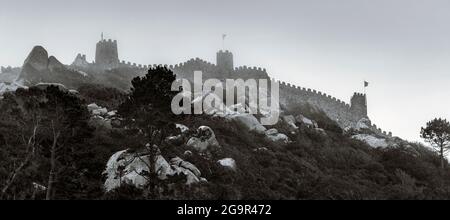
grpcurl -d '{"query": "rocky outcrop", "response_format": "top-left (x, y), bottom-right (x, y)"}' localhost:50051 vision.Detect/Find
top-left (186, 126), bottom-right (221, 153)
top-left (352, 134), bottom-right (389, 148)
top-left (103, 149), bottom-right (205, 192)
top-left (0, 66), bottom-right (21, 83)
top-left (176, 124), bottom-right (189, 133)
top-left (229, 114), bottom-right (267, 134)
top-left (0, 81), bottom-right (27, 95)
top-left (71, 54), bottom-right (90, 68)
top-left (283, 115), bottom-right (298, 130)
top-left (23, 46), bottom-right (49, 72)
top-left (19, 46), bottom-right (91, 88)
top-left (88, 103), bottom-right (108, 115)
top-left (87, 103), bottom-right (119, 129)
top-left (103, 150), bottom-right (149, 191)
top-left (295, 114), bottom-right (318, 128)
top-left (170, 157), bottom-right (202, 177)
top-left (265, 128), bottom-right (290, 144)
top-left (47, 56), bottom-right (65, 72)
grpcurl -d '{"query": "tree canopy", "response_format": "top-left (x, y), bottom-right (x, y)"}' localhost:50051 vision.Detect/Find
top-left (421, 118), bottom-right (450, 169)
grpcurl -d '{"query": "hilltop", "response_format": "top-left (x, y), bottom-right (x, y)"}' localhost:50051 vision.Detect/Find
top-left (3, 39), bottom-right (374, 131)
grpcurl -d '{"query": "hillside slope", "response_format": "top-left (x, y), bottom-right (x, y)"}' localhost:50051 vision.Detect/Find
top-left (101, 102), bottom-right (450, 200)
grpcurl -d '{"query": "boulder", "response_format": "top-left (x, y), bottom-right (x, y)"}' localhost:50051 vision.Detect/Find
top-left (92, 107), bottom-right (108, 116)
top-left (103, 149), bottom-right (205, 192)
top-left (218, 158), bottom-right (237, 170)
top-left (90, 115), bottom-right (112, 129)
top-left (295, 114), bottom-right (318, 128)
top-left (107, 110), bottom-right (117, 117)
top-left (165, 134), bottom-right (184, 145)
top-left (87, 103), bottom-right (109, 116)
top-left (265, 128), bottom-right (290, 144)
top-left (170, 157), bottom-right (201, 177)
top-left (176, 123), bottom-right (189, 133)
top-left (228, 114), bottom-right (267, 134)
top-left (186, 126), bottom-right (221, 152)
top-left (87, 103), bottom-right (100, 112)
top-left (352, 134), bottom-right (388, 148)
top-left (283, 115), bottom-right (298, 130)
top-left (104, 150), bottom-right (148, 191)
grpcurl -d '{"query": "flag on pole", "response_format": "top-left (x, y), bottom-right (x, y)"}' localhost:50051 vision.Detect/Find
top-left (222, 34), bottom-right (227, 49)
top-left (364, 81), bottom-right (369, 87)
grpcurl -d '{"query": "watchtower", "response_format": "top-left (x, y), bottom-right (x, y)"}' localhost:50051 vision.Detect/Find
top-left (95, 37), bottom-right (119, 67)
top-left (216, 50), bottom-right (234, 73)
top-left (350, 92), bottom-right (368, 119)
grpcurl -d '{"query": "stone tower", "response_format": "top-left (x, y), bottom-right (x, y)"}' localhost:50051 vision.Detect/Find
top-left (350, 92), bottom-right (368, 120)
top-left (216, 50), bottom-right (234, 73)
top-left (95, 39), bottom-right (119, 68)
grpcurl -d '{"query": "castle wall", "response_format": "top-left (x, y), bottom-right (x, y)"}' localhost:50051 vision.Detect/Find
top-left (275, 79), bottom-right (392, 137)
top-left (233, 66), bottom-right (269, 80)
top-left (72, 39), bottom-right (392, 137)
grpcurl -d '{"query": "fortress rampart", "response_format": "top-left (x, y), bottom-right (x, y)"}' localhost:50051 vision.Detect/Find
top-left (273, 78), bottom-right (392, 137)
top-left (71, 38), bottom-right (392, 137)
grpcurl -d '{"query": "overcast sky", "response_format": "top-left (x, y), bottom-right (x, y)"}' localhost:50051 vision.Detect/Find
top-left (1, 0), bottom-right (449, 142)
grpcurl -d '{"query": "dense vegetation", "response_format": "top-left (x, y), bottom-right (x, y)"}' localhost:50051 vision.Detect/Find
top-left (1, 67), bottom-right (450, 200)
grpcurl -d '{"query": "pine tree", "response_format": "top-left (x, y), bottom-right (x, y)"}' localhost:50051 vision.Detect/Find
top-left (421, 118), bottom-right (450, 169)
top-left (118, 66), bottom-right (179, 148)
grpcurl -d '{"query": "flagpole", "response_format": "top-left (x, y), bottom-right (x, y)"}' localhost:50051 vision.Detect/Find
top-left (222, 34), bottom-right (225, 50)
top-left (364, 81), bottom-right (366, 95)
top-left (363, 80), bottom-right (367, 95)
top-left (222, 34), bottom-right (227, 50)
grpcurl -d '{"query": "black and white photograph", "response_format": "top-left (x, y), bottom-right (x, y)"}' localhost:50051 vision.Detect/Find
top-left (1, 0), bottom-right (450, 208)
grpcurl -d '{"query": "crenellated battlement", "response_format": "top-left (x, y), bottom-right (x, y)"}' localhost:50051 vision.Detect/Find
top-left (368, 123), bottom-right (393, 137)
top-left (69, 38), bottom-right (392, 138)
top-left (97, 39), bottom-right (117, 45)
top-left (272, 78), bottom-right (392, 137)
top-left (95, 38), bottom-right (119, 68)
top-left (217, 50), bottom-right (232, 53)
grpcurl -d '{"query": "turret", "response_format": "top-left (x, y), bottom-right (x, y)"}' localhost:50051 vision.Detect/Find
top-left (350, 92), bottom-right (368, 120)
top-left (216, 50), bottom-right (234, 73)
top-left (95, 39), bottom-right (119, 68)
